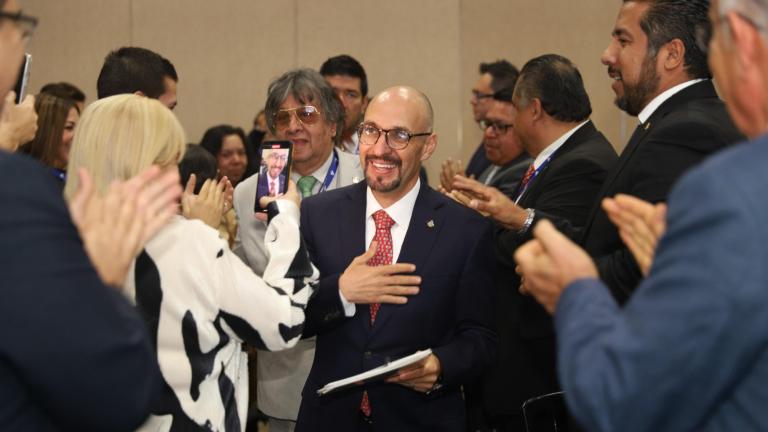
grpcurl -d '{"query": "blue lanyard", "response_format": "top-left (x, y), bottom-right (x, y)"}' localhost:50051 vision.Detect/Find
top-left (514, 156), bottom-right (552, 203)
top-left (51, 167), bottom-right (66, 182)
top-left (317, 149), bottom-right (340, 194)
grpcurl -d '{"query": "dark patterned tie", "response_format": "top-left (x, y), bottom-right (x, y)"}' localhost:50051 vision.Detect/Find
top-left (518, 164), bottom-right (536, 190)
top-left (514, 164), bottom-right (536, 200)
top-left (360, 209), bottom-right (395, 417)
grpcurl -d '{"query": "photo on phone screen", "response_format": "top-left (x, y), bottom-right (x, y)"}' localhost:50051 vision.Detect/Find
top-left (254, 140), bottom-right (293, 212)
top-left (13, 53), bottom-right (32, 104)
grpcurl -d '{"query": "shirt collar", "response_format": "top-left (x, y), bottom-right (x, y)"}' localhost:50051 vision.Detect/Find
top-left (291, 148), bottom-right (334, 183)
top-left (365, 178), bottom-right (421, 228)
top-left (533, 120), bottom-right (590, 169)
top-left (637, 79), bottom-right (706, 124)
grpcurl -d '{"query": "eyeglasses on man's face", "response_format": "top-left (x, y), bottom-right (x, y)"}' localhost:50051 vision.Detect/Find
top-left (273, 105), bottom-right (322, 130)
top-left (479, 119), bottom-right (513, 135)
top-left (358, 122), bottom-right (431, 150)
top-left (471, 89), bottom-right (495, 100)
top-left (0, 10), bottom-right (38, 43)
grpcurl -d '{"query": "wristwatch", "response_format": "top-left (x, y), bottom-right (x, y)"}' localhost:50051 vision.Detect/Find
top-left (519, 208), bottom-right (536, 234)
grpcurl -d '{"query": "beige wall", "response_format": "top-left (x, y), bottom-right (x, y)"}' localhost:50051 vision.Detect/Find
top-left (24, 0), bottom-right (631, 184)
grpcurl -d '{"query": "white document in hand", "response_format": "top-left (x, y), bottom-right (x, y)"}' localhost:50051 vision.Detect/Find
top-left (316, 349), bottom-right (432, 396)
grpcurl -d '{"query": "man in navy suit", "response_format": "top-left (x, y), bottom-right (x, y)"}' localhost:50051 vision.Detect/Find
top-left (256, 148), bottom-right (288, 199)
top-left (515, 0), bottom-right (768, 429)
top-left (296, 86), bottom-right (497, 431)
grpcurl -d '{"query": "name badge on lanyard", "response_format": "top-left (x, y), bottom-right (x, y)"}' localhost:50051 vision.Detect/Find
top-left (317, 149), bottom-right (340, 194)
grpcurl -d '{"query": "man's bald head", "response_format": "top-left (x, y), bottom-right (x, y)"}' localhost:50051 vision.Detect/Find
top-left (360, 85), bottom-right (437, 206)
top-left (369, 86), bottom-right (434, 132)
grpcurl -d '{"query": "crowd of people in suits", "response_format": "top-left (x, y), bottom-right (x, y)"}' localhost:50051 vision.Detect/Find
top-left (3, 0), bottom-right (768, 430)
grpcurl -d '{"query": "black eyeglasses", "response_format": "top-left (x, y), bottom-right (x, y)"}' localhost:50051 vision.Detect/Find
top-left (471, 90), bottom-right (494, 100)
top-left (358, 122), bottom-right (431, 150)
top-left (0, 11), bottom-right (38, 42)
top-left (479, 119), bottom-right (513, 135)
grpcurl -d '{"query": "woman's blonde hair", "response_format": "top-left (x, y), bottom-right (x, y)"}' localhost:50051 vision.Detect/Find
top-left (64, 94), bottom-right (186, 199)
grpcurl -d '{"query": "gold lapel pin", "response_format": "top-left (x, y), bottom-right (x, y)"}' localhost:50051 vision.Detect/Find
top-left (427, 220), bottom-right (435, 228)
top-left (644, 122), bottom-right (651, 130)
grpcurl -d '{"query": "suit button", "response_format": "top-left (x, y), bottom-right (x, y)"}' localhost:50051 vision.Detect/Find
top-left (363, 351), bottom-right (373, 360)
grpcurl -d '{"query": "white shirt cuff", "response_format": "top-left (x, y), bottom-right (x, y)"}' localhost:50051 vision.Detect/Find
top-left (338, 290), bottom-right (356, 317)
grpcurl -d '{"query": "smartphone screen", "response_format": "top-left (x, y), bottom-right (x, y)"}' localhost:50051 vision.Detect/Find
top-left (13, 53), bottom-right (31, 104)
top-left (254, 140), bottom-right (293, 212)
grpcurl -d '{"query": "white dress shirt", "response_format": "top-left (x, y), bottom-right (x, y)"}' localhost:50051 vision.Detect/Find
top-left (637, 79), bottom-right (706, 124)
top-left (339, 179), bottom-right (421, 315)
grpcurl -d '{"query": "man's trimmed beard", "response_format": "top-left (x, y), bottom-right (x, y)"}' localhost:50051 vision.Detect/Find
top-left (364, 155), bottom-right (402, 192)
top-left (616, 51), bottom-right (660, 117)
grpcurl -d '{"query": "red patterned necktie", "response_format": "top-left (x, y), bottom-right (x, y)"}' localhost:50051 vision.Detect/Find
top-left (361, 209), bottom-right (395, 417)
top-left (514, 164), bottom-right (536, 200)
top-left (367, 209), bottom-right (395, 323)
top-left (519, 164), bottom-right (536, 190)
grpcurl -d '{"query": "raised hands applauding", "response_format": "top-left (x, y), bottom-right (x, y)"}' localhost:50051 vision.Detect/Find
top-left (68, 165), bottom-right (182, 288)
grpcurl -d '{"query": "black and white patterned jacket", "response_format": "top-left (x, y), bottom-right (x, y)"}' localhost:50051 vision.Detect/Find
top-left (127, 200), bottom-right (317, 431)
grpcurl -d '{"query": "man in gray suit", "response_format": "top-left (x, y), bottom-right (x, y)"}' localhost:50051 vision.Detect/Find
top-left (515, 0), bottom-right (768, 429)
top-left (233, 68), bottom-right (362, 432)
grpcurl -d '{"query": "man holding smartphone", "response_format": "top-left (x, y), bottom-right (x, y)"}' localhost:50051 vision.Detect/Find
top-left (233, 68), bottom-right (363, 432)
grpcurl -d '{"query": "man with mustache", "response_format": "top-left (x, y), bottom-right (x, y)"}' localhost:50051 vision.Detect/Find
top-left (515, 0), bottom-right (768, 428)
top-left (232, 69), bottom-right (363, 432)
top-left (453, 54), bottom-right (617, 431)
top-left (574, 0), bottom-right (742, 303)
top-left (440, 60), bottom-right (519, 191)
top-left (296, 86), bottom-right (497, 431)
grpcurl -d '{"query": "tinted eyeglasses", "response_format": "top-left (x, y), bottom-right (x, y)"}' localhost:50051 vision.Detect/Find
top-left (273, 105), bottom-right (322, 129)
top-left (479, 119), bottom-right (513, 135)
top-left (358, 122), bottom-right (431, 150)
top-left (0, 11), bottom-right (38, 42)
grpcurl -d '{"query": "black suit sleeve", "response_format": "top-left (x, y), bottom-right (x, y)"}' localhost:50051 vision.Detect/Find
top-left (596, 118), bottom-right (737, 302)
top-left (497, 156), bottom-right (609, 267)
top-left (0, 155), bottom-right (159, 431)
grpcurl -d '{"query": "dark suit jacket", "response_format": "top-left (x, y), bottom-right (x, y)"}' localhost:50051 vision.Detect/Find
top-left (255, 172), bottom-right (287, 201)
top-left (579, 80), bottom-right (743, 303)
top-left (484, 153), bottom-right (532, 198)
top-left (297, 182), bottom-right (497, 431)
top-left (481, 121), bottom-right (617, 420)
top-left (466, 141), bottom-right (492, 179)
top-left (0, 152), bottom-right (159, 431)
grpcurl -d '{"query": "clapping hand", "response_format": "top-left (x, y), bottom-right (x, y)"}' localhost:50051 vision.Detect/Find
top-left (602, 194), bottom-right (667, 276)
top-left (439, 157), bottom-right (465, 192)
top-left (514, 220), bottom-right (598, 314)
top-left (182, 174), bottom-right (229, 229)
top-left (452, 175), bottom-right (526, 229)
top-left (68, 166), bottom-right (182, 288)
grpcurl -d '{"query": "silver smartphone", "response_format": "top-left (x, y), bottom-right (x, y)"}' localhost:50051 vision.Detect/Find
top-left (13, 53), bottom-right (32, 103)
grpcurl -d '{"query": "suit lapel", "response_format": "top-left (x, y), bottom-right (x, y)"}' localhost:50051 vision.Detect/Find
top-left (581, 80), bottom-right (718, 239)
top-left (369, 186), bottom-right (444, 338)
top-left (333, 183), bottom-right (372, 335)
top-left (519, 121), bottom-right (596, 206)
top-left (338, 182), bottom-right (367, 276)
